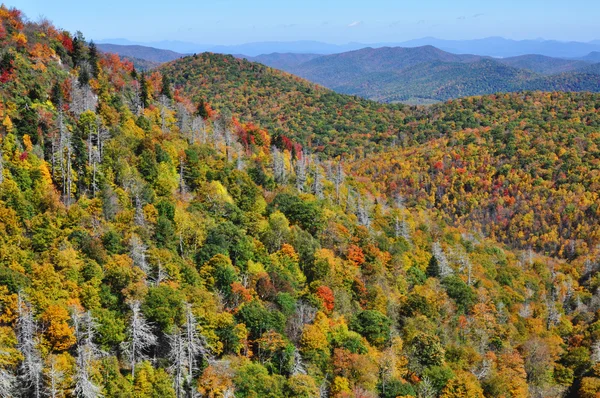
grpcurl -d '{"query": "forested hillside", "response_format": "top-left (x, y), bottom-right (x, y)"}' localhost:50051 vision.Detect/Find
top-left (160, 53), bottom-right (408, 155)
top-left (164, 53), bottom-right (600, 260)
top-left (3, 6), bottom-right (600, 398)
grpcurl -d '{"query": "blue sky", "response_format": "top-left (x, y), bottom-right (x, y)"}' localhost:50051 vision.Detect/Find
top-left (8, 0), bottom-right (600, 44)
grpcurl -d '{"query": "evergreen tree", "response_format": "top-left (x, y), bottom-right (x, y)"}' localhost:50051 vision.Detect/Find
top-left (196, 98), bottom-right (209, 119)
top-left (161, 75), bottom-right (172, 99)
top-left (88, 41), bottom-right (100, 78)
top-left (71, 31), bottom-right (86, 66)
top-left (140, 72), bottom-right (149, 108)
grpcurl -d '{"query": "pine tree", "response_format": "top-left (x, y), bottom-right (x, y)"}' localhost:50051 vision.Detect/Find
top-left (161, 75), bottom-right (172, 100)
top-left (196, 98), bottom-right (209, 119)
top-left (140, 73), bottom-right (149, 109)
top-left (88, 41), bottom-right (100, 78)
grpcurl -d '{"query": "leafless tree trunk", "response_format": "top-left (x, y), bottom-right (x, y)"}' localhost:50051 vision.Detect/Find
top-left (159, 95), bottom-right (171, 133)
top-left (312, 158), bottom-right (323, 199)
top-left (45, 356), bottom-right (64, 398)
top-left (295, 156), bottom-right (307, 193)
top-left (176, 103), bottom-right (191, 137)
top-left (167, 329), bottom-right (185, 398)
top-left (356, 197), bottom-right (371, 228)
top-left (191, 117), bottom-right (206, 145)
top-left (134, 194), bottom-right (146, 227)
top-left (130, 234), bottom-right (149, 276)
top-left (16, 293), bottom-right (43, 398)
top-left (179, 154), bottom-right (187, 196)
top-left (122, 301), bottom-right (157, 380)
top-left (72, 310), bottom-right (103, 398)
top-left (236, 149), bottom-right (244, 171)
top-left (334, 161), bottom-right (344, 204)
top-left (0, 368), bottom-right (16, 398)
top-left (0, 149), bottom-right (4, 185)
top-left (272, 147), bottom-right (287, 184)
top-left (432, 241), bottom-right (453, 278)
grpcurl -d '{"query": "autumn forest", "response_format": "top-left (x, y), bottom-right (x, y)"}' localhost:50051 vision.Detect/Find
top-left (2, 5), bottom-right (600, 398)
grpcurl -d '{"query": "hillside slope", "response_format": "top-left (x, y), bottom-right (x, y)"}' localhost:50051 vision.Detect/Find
top-left (161, 51), bottom-right (600, 257)
top-left (3, 6), bottom-right (600, 398)
top-left (160, 53), bottom-right (408, 154)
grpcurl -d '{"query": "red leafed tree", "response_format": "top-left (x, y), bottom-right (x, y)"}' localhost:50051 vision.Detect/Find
top-left (347, 244), bottom-right (366, 266)
top-left (316, 285), bottom-right (335, 312)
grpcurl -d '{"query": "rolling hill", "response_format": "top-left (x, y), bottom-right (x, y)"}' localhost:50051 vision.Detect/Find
top-left (159, 52), bottom-right (408, 154)
top-left (580, 51), bottom-right (600, 63)
top-left (496, 54), bottom-right (590, 74)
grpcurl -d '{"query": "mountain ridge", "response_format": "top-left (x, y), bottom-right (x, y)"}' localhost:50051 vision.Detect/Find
top-left (97, 36), bottom-right (600, 58)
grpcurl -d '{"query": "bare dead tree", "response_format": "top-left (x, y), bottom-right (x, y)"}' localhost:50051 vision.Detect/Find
top-left (149, 258), bottom-right (169, 287)
top-left (159, 95), bottom-right (171, 133)
top-left (128, 79), bottom-right (142, 115)
top-left (176, 103), bottom-right (191, 137)
top-left (432, 241), bottom-right (453, 278)
top-left (286, 301), bottom-right (317, 343)
top-left (311, 157), bottom-right (324, 199)
top-left (167, 304), bottom-right (212, 397)
top-left (291, 349), bottom-right (307, 376)
top-left (54, 110), bottom-right (73, 206)
top-left (167, 329), bottom-right (186, 398)
top-left (178, 154), bottom-right (187, 196)
top-left (121, 301), bottom-right (157, 380)
top-left (356, 196), bottom-right (371, 228)
top-left (45, 356), bottom-right (65, 398)
top-left (236, 149), bottom-right (245, 171)
top-left (0, 367), bottom-right (16, 398)
top-left (0, 148), bottom-right (4, 185)
top-left (295, 155), bottom-right (307, 193)
top-left (72, 310), bottom-right (103, 398)
top-left (130, 234), bottom-right (149, 276)
top-left (191, 116), bottom-right (206, 145)
top-left (334, 161), bottom-right (344, 204)
top-left (224, 129), bottom-right (233, 163)
top-left (271, 147), bottom-right (287, 184)
top-left (394, 215), bottom-right (412, 244)
top-left (16, 293), bottom-right (43, 398)
top-left (70, 77), bottom-right (97, 116)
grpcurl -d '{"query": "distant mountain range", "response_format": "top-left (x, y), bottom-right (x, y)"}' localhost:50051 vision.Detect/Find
top-left (246, 46), bottom-right (600, 103)
top-left (97, 37), bottom-right (600, 58)
top-left (99, 42), bottom-right (600, 103)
